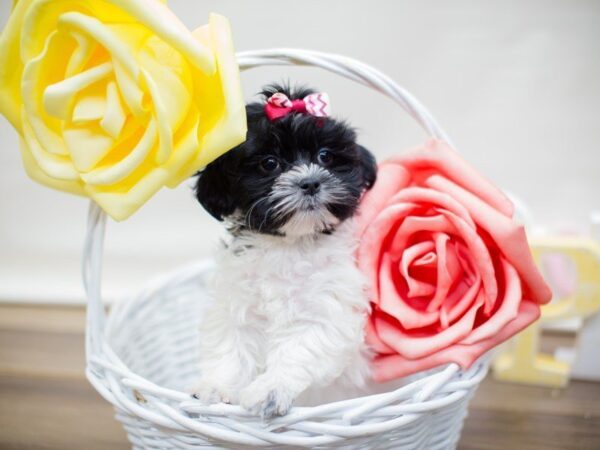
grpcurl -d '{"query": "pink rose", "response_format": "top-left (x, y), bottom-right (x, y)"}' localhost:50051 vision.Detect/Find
top-left (356, 140), bottom-right (552, 382)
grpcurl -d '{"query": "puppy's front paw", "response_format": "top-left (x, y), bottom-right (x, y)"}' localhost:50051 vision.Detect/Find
top-left (239, 377), bottom-right (294, 419)
top-left (190, 379), bottom-right (235, 404)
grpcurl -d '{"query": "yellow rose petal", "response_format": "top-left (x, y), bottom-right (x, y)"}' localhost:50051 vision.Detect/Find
top-left (65, 31), bottom-right (95, 78)
top-left (112, 61), bottom-right (146, 118)
top-left (73, 88), bottom-right (106, 123)
top-left (100, 81), bottom-right (127, 139)
top-left (165, 114), bottom-right (201, 172)
top-left (87, 116), bottom-right (200, 221)
top-left (20, 137), bottom-right (86, 196)
top-left (59, 13), bottom-right (139, 79)
top-left (208, 14), bottom-right (247, 122)
top-left (111, 0), bottom-right (216, 75)
top-left (22, 114), bottom-right (80, 181)
top-left (44, 62), bottom-right (112, 121)
top-left (171, 13), bottom-right (246, 183)
top-left (63, 124), bottom-right (114, 172)
top-left (140, 68), bottom-right (172, 165)
top-left (72, 96), bottom-right (105, 122)
top-left (139, 50), bottom-right (191, 164)
top-left (82, 121), bottom-right (156, 186)
top-left (0, 0), bottom-right (35, 132)
top-left (20, 0), bottom-right (131, 62)
top-left (140, 38), bottom-right (191, 132)
top-left (21, 29), bottom-right (74, 157)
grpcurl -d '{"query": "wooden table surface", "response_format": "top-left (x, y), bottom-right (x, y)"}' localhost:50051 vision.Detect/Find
top-left (0, 304), bottom-right (598, 450)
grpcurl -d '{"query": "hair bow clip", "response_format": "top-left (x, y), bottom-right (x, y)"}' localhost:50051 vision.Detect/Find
top-left (264, 92), bottom-right (330, 121)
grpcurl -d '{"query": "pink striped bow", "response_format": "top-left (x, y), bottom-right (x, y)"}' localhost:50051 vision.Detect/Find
top-left (264, 92), bottom-right (331, 121)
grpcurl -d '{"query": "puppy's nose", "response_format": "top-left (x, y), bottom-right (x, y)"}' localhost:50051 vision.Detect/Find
top-left (299, 178), bottom-right (321, 195)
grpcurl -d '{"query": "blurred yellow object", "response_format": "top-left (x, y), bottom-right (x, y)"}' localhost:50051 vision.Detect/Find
top-left (0, 1), bottom-right (246, 220)
top-left (493, 237), bottom-right (600, 387)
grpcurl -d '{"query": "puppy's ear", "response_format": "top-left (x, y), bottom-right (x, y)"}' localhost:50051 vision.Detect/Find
top-left (357, 145), bottom-right (377, 189)
top-left (194, 156), bottom-right (237, 221)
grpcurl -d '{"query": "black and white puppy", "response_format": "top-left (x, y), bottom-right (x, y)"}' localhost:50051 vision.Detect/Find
top-left (192, 84), bottom-right (377, 418)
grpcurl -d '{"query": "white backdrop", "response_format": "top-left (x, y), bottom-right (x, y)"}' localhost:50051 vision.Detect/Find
top-left (1, 0), bottom-right (599, 303)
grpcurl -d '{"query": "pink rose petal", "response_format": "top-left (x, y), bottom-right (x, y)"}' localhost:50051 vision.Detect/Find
top-left (443, 210), bottom-right (499, 311)
top-left (389, 186), bottom-right (476, 230)
top-left (413, 251), bottom-right (437, 268)
top-left (455, 242), bottom-right (477, 281)
top-left (460, 259), bottom-right (522, 344)
top-left (359, 202), bottom-right (419, 302)
top-left (365, 313), bottom-right (395, 355)
top-left (426, 233), bottom-right (462, 312)
top-left (426, 174), bottom-right (552, 304)
top-left (379, 253), bottom-right (439, 329)
top-left (356, 163), bottom-right (411, 236)
top-left (389, 212), bottom-right (456, 259)
top-left (443, 273), bottom-right (481, 326)
top-left (391, 139), bottom-right (514, 218)
top-left (371, 301), bottom-right (541, 382)
top-left (399, 240), bottom-right (437, 298)
top-left (375, 291), bottom-right (484, 360)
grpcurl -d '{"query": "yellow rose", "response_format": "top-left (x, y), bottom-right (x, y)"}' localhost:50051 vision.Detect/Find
top-left (0, 0), bottom-right (247, 220)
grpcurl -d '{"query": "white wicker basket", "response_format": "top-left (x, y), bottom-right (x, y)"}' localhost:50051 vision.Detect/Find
top-left (83, 48), bottom-right (490, 450)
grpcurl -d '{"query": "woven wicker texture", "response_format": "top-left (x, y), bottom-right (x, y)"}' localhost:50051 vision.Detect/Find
top-left (82, 49), bottom-right (489, 449)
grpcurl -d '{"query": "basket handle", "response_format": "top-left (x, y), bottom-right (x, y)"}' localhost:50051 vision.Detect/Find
top-left (83, 48), bottom-right (453, 361)
top-left (236, 48), bottom-right (453, 145)
top-left (83, 201), bottom-right (107, 361)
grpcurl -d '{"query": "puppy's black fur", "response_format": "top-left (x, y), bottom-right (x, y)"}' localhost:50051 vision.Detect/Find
top-left (194, 83), bottom-right (377, 235)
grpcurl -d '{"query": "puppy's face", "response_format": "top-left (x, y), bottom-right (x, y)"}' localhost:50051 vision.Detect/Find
top-left (195, 87), bottom-right (377, 237)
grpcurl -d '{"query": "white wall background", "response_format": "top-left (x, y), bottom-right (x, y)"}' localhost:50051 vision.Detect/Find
top-left (1, 0), bottom-right (599, 303)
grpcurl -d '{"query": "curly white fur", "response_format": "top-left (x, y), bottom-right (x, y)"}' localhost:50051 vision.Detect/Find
top-left (192, 220), bottom-right (371, 418)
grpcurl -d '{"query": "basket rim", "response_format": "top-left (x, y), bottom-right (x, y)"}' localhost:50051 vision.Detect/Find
top-left (92, 257), bottom-right (490, 445)
top-left (87, 255), bottom-right (489, 446)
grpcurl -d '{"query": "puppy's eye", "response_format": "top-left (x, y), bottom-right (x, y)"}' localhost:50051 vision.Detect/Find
top-left (317, 149), bottom-right (334, 166)
top-left (260, 156), bottom-right (280, 173)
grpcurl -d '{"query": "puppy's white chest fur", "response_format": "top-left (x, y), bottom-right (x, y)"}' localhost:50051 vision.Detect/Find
top-left (214, 223), bottom-right (367, 320)
top-left (196, 220), bottom-right (370, 415)
top-left (214, 221), bottom-right (367, 327)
